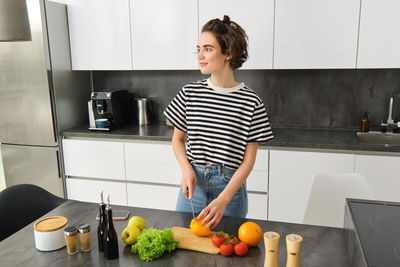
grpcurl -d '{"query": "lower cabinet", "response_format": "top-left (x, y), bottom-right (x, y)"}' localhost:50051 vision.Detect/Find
top-left (127, 183), bottom-right (180, 211)
top-left (268, 150), bottom-right (355, 224)
top-left (247, 193), bottom-right (267, 220)
top-left (66, 178), bottom-right (127, 206)
top-left (355, 154), bottom-right (400, 202)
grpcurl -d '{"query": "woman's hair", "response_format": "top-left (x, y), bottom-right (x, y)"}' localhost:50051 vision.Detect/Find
top-left (201, 15), bottom-right (248, 70)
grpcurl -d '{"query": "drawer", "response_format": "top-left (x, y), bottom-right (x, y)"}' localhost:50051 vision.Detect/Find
top-left (62, 139), bottom-right (125, 180)
top-left (66, 178), bottom-right (127, 206)
top-left (127, 183), bottom-right (180, 211)
top-left (247, 193), bottom-right (268, 220)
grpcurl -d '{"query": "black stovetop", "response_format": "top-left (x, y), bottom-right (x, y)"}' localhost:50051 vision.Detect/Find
top-left (348, 199), bottom-right (400, 267)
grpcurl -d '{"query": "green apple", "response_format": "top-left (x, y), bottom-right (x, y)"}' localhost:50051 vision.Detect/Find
top-left (121, 225), bottom-right (140, 245)
top-left (128, 216), bottom-right (146, 230)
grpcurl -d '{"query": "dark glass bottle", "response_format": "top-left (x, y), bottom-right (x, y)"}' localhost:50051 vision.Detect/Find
top-left (104, 194), bottom-right (119, 260)
top-left (97, 190), bottom-right (106, 252)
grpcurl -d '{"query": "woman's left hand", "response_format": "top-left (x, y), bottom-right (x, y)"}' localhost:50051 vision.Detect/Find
top-left (197, 197), bottom-right (229, 229)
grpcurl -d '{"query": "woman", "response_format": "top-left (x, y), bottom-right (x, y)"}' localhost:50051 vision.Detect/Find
top-left (164, 15), bottom-right (273, 229)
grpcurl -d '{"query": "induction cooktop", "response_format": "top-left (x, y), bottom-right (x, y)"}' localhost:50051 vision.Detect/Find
top-left (347, 199), bottom-right (400, 267)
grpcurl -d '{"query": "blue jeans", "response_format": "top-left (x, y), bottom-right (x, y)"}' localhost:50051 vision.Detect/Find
top-left (176, 163), bottom-right (248, 218)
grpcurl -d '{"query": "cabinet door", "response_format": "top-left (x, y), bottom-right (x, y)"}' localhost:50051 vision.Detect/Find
top-left (247, 193), bottom-right (267, 220)
top-left (124, 142), bottom-right (181, 185)
top-left (66, 178), bottom-right (127, 206)
top-left (127, 183), bottom-right (180, 211)
top-left (62, 139), bottom-right (125, 180)
top-left (130, 0), bottom-right (198, 70)
top-left (247, 149), bottom-right (268, 193)
top-left (199, 0), bottom-right (274, 69)
top-left (67, 0), bottom-right (132, 70)
top-left (269, 150), bottom-right (354, 224)
top-left (355, 155), bottom-right (400, 202)
top-left (274, 0), bottom-right (360, 69)
top-left (357, 0), bottom-right (400, 68)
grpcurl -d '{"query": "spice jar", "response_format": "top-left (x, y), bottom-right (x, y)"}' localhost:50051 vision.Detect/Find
top-left (64, 226), bottom-right (78, 255)
top-left (78, 224), bottom-right (91, 252)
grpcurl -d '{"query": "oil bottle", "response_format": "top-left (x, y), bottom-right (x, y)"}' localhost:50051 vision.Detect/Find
top-left (104, 194), bottom-right (119, 259)
top-left (361, 112), bottom-right (369, 132)
top-left (97, 190), bottom-right (106, 252)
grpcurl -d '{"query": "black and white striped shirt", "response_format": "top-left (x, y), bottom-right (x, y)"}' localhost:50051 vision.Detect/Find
top-left (164, 78), bottom-right (273, 169)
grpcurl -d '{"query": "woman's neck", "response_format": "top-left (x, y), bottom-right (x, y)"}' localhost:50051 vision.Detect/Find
top-left (210, 68), bottom-right (237, 88)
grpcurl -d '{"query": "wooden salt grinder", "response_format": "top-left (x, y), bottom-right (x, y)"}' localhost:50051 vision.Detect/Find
top-left (264, 231), bottom-right (280, 267)
top-left (286, 234), bottom-right (303, 267)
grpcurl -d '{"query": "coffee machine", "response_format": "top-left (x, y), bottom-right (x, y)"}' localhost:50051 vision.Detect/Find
top-left (88, 90), bottom-right (131, 131)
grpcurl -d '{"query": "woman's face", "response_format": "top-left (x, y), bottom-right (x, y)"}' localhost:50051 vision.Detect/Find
top-left (197, 31), bottom-right (230, 75)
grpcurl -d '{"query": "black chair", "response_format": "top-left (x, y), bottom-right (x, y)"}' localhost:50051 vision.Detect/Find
top-left (0, 184), bottom-right (66, 242)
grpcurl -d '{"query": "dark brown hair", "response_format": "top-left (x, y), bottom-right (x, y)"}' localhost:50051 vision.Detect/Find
top-left (201, 15), bottom-right (248, 70)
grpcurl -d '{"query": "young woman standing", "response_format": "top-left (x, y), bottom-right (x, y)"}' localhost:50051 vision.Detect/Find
top-left (164, 15), bottom-right (273, 229)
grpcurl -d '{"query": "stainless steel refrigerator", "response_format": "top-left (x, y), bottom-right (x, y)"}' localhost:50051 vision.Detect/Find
top-left (0, 0), bottom-right (91, 197)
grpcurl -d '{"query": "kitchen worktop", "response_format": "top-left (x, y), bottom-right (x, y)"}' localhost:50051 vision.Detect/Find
top-left (0, 200), bottom-right (352, 266)
top-left (62, 123), bottom-right (400, 153)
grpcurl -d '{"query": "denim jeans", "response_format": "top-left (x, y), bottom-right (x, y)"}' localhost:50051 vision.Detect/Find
top-left (176, 163), bottom-right (248, 218)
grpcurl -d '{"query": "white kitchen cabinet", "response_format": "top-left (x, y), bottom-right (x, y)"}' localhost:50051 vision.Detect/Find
top-left (130, 0), bottom-right (198, 70)
top-left (355, 154), bottom-right (400, 202)
top-left (67, 0), bottom-right (132, 70)
top-left (198, 0), bottom-right (274, 69)
top-left (66, 178), bottom-right (127, 205)
top-left (274, 0), bottom-right (360, 69)
top-left (357, 0), bottom-right (400, 68)
top-left (62, 139), bottom-right (125, 180)
top-left (127, 183), bottom-right (180, 211)
top-left (247, 193), bottom-right (267, 220)
top-left (268, 150), bottom-right (355, 224)
top-left (124, 142), bottom-right (181, 185)
top-left (247, 149), bottom-right (268, 192)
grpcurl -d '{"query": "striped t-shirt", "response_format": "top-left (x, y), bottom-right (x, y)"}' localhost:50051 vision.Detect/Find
top-left (164, 78), bottom-right (273, 169)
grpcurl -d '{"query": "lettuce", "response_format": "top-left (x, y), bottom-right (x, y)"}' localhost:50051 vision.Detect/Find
top-left (131, 228), bottom-right (179, 261)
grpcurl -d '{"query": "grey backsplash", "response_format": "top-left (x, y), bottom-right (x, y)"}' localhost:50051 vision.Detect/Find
top-left (93, 69), bottom-right (400, 131)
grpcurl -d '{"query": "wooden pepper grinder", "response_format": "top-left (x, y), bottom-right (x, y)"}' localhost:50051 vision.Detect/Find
top-left (264, 231), bottom-right (280, 267)
top-left (286, 234), bottom-right (303, 267)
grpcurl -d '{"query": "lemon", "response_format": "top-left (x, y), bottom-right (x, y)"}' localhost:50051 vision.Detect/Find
top-left (128, 216), bottom-right (146, 230)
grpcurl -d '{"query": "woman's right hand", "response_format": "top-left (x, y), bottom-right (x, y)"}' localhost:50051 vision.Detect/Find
top-left (181, 166), bottom-right (197, 199)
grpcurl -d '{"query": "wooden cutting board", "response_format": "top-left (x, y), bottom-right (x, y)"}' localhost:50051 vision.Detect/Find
top-left (172, 227), bottom-right (220, 254)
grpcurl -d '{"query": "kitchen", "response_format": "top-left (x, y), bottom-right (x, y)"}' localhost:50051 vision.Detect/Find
top-left (1, 0), bottom-right (400, 266)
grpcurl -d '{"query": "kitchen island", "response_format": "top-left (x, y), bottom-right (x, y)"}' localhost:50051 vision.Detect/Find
top-left (0, 200), bottom-right (352, 267)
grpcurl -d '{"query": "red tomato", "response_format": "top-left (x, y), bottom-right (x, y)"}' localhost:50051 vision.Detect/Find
top-left (220, 243), bottom-right (234, 256)
top-left (212, 233), bottom-right (227, 248)
top-left (226, 236), bottom-right (240, 246)
top-left (234, 242), bottom-right (248, 256)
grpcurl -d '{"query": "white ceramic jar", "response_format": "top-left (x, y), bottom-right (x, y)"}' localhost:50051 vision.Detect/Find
top-left (33, 216), bottom-right (68, 251)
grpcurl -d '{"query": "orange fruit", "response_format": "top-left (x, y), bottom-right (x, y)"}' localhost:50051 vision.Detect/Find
top-left (238, 221), bottom-right (263, 247)
top-left (190, 217), bottom-right (211, 237)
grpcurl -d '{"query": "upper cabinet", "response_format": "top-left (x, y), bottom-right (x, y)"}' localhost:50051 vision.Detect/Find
top-left (67, 0), bottom-right (132, 70)
top-left (199, 0), bottom-right (274, 69)
top-left (357, 0), bottom-right (400, 68)
top-left (130, 0), bottom-right (198, 70)
top-left (274, 0), bottom-right (360, 69)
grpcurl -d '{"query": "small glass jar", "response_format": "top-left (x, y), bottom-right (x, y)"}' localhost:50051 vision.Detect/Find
top-left (64, 226), bottom-right (78, 255)
top-left (78, 224), bottom-right (91, 252)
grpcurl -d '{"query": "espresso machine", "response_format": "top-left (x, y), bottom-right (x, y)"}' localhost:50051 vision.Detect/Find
top-left (88, 90), bottom-right (131, 131)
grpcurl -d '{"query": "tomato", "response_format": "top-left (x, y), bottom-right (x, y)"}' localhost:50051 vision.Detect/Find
top-left (234, 242), bottom-right (248, 256)
top-left (226, 236), bottom-right (239, 246)
top-left (212, 233), bottom-right (227, 248)
top-left (220, 243), bottom-right (234, 256)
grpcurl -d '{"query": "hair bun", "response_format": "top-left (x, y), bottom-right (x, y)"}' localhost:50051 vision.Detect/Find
top-left (222, 15), bottom-right (230, 23)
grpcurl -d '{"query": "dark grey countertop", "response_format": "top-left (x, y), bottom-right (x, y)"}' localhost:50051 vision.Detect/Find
top-left (62, 123), bottom-right (400, 153)
top-left (0, 200), bottom-right (352, 266)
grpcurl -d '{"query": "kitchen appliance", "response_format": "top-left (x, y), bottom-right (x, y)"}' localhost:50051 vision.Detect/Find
top-left (89, 90), bottom-right (131, 131)
top-left (345, 199), bottom-right (400, 267)
top-left (0, 0), bottom-right (91, 197)
top-left (136, 98), bottom-right (153, 126)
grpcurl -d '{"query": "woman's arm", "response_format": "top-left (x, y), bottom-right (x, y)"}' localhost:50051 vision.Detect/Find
top-left (171, 127), bottom-right (197, 199)
top-left (198, 142), bottom-right (258, 229)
